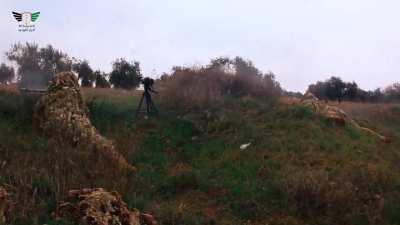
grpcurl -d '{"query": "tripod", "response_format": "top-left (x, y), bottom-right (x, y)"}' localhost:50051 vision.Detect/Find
top-left (135, 90), bottom-right (158, 118)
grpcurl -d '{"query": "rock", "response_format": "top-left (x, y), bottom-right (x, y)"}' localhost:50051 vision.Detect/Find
top-left (58, 188), bottom-right (157, 225)
top-left (34, 72), bottom-right (136, 174)
top-left (0, 187), bottom-right (9, 224)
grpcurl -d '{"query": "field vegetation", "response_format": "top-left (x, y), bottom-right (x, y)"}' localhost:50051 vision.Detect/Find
top-left (1, 68), bottom-right (400, 225)
top-left (1, 42), bottom-right (400, 225)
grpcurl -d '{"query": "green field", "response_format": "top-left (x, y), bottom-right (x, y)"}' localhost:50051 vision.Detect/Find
top-left (1, 88), bottom-right (400, 225)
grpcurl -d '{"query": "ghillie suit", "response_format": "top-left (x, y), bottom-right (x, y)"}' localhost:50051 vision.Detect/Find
top-left (58, 188), bottom-right (157, 225)
top-left (34, 72), bottom-right (136, 174)
top-left (0, 187), bottom-right (9, 225)
top-left (301, 91), bottom-right (389, 142)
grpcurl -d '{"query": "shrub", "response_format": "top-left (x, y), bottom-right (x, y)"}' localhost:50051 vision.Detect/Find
top-left (156, 57), bottom-right (282, 110)
top-left (0, 91), bottom-right (39, 127)
top-left (282, 161), bottom-right (395, 224)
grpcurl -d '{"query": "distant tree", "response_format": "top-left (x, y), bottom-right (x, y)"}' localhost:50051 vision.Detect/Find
top-left (326, 77), bottom-right (346, 102)
top-left (384, 83), bottom-right (400, 101)
top-left (308, 81), bottom-right (328, 101)
top-left (94, 70), bottom-right (110, 88)
top-left (367, 88), bottom-right (383, 102)
top-left (309, 77), bottom-right (400, 102)
top-left (73, 60), bottom-right (94, 87)
top-left (40, 44), bottom-right (72, 73)
top-left (109, 58), bottom-right (142, 89)
top-left (356, 89), bottom-right (368, 102)
top-left (344, 82), bottom-right (358, 100)
top-left (0, 63), bottom-right (15, 84)
top-left (309, 77), bottom-right (347, 102)
top-left (6, 42), bottom-right (72, 88)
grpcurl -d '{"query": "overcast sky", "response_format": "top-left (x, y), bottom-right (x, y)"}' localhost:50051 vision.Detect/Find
top-left (2, 0), bottom-right (400, 92)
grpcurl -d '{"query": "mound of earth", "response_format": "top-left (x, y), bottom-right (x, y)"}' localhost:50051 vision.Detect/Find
top-left (58, 188), bottom-right (157, 225)
top-left (34, 72), bottom-right (136, 174)
top-left (301, 91), bottom-right (388, 142)
top-left (0, 187), bottom-right (9, 224)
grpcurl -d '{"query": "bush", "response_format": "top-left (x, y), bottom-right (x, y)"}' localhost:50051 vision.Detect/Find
top-left (156, 57), bottom-right (282, 110)
top-left (0, 91), bottom-right (39, 127)
top-left (282, 161), bottom-right (395, 224)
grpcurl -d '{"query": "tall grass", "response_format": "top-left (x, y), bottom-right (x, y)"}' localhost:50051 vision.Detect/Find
top-left (1, 85), bottom-right (400, 225)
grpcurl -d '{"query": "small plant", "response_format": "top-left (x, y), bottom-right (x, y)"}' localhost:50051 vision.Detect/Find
top-left (291, 105), bottom-right (314, 120)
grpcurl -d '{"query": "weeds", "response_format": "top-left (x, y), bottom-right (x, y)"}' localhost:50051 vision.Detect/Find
top-left (1, 89), bottom-right (400, 225)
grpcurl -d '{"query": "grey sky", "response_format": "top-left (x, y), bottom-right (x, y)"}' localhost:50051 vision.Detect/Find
top-left (1, 0), bottom-right (400, 92)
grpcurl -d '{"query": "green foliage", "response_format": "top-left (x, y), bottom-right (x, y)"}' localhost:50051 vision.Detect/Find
top-left (308, 76), bottom-right (400, 102)
top-left (4, 42), bottom-right (112, 89)
top-left (72, 59), bottom-right (94, 87)
top-left (6, 43), bottom-right (72, 88)
top-left (384, 200), bottom-right (400, 225)
top-left (0, 91), bottom-right (38, 128)
top-left (345, 123), bottom-right (362, 139)
top-left (1, 88), bottom-right (400, 225)
top-left (308, 76), bottom-right (346, 102)
top-left (31, 178), bottom-right (53, 199)
top-left (86, 98), bottom-right (136, 132)
top-left (290, 105), bottom-right (314, 120)
top-left (94, 70), bottom-right (110, 88)
top-left (110, 58), bottom-right (142, 90)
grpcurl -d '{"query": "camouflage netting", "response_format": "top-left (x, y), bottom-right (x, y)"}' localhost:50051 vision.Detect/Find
top-left (34, 72), bottom-right (136, 173)
top-left (0, 187), bottom-right (9, 224)
top-left (301, 91), bottom-right (388, 142)
top-left (58, 188), bottom-right (157, 225)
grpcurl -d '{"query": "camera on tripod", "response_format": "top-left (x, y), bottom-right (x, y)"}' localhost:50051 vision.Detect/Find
top-left (135, 77), bottom-right (158, 118)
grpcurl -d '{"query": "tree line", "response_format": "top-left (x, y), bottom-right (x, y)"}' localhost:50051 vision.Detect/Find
top-left (0, 42), bottom-right (143, 89)
top-left (1, 42), bottom-right (400, 103)
top-left (308, 76), bottom-right (400, 102)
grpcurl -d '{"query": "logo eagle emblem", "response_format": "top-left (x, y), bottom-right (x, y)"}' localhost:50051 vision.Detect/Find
top-left (12, 12), bottom-right (40, 26)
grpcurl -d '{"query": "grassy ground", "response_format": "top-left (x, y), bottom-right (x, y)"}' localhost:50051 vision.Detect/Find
top-left (1, 88), bottom-right (400, 225)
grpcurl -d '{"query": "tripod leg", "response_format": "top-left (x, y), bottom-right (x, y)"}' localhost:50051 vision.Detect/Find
top-left (143, 93), bottom-right (148, 114)
top-left (135, 93), bottom-right (145, 119)
top-left (150, 100), bottom-right (158, 115)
